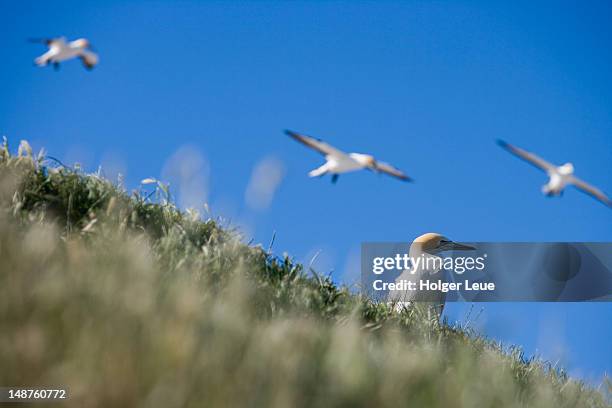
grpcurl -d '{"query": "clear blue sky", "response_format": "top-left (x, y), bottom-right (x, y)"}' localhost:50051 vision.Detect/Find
top-left (1, 0), bottom-right (611, 383)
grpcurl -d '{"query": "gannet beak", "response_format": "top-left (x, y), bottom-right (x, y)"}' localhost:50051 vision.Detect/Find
top-left (439, 239), bottom-right (476, 251)
top-left (449, 242), bottom-right (476, 251)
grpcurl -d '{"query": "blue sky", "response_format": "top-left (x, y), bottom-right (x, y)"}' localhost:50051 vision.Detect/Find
top-left (1, 0), bottom-right (611, 382)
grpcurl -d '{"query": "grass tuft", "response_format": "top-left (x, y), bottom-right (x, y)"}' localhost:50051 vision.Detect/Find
top-left (0, 141), bottom-right (609, 407)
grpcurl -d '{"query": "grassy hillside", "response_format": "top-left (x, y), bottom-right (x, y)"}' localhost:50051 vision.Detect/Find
top-left (0, 140), bottom-right (609, 407)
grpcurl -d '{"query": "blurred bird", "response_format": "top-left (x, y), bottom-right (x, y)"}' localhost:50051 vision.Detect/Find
top-left (30, 37), bottom-right (99, 70)
top-left (285, 130), bottom-right (412, 183)
top-left (388, 233), bottom-right (476, 320)
top-left (498, 140), bottom-right (611, 208)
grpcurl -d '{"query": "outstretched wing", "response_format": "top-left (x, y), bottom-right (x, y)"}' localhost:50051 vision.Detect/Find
top-left (497, 139), bottom-right (556, 172)
top-left (569, 176), bottom-right (612, 207)
top-left (376, 161), bottom-right (412, 182)
top-left (285, 130), bottom-right (346, 157)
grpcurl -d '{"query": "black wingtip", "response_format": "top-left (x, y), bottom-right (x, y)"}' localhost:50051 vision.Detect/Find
top-left (28, 37), bottom-right (53, 45)
top-left (496, 139), bottom-right (509, 148)
top-left (284, 129), bottom-right (296, 136)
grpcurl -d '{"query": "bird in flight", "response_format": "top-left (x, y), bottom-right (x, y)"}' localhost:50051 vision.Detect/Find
top-left (285, 130), bottom-right (412, 183)
top-left (30, 37), bottom-right (99, 70)
top-left (497, 139), bottom-right (611, 208)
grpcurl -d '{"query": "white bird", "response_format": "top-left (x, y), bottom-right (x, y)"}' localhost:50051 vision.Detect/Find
top-left (498, 140), bottom-right (611, 208)
top-left (285, 130), bottom-right (412, 183)
top-left (388, 233), bottom-right (475, 320)
top-left (30, 37), bottom-right (99, 70)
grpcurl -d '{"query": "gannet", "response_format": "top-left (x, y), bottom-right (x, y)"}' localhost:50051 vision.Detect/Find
top-left (285, 130), bottom-right (412, 183)
top-left (30, 37), bottom-right (99, 70)
top-left (498, 140), bottom-right (611, 208)
top-left (388, 233), bottom-right (475, 320)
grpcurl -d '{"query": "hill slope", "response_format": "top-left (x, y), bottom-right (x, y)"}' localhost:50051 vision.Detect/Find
top-left (0, 141), bottom-right (609, 407)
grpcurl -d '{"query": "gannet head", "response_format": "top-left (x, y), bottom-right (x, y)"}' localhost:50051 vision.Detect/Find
top-left (558, 162), bottom-right (574, 175)
top-left (411, 233), bottom-right (476, 255)
top-left (350, 153), bottom-right (377, 169)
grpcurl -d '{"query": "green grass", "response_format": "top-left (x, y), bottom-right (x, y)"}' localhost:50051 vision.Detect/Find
top-left (0, 140), bottom-right (610, 407)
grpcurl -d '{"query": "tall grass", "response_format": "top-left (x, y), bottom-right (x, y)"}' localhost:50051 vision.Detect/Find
top-left (0, 140), bottom-right (609, 407)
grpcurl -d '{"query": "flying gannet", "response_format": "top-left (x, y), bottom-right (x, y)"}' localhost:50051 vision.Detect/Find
top-left (388, 233), bottom-right (475, 321)
top-left (285, 130), bottom-right (412, 183)
top-left (498, 140), bottom-right (611, 208)
top-left (30, 37), bottom-right (99, 70)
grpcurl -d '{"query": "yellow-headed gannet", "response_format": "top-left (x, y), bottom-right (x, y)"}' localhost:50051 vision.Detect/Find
top-left (498, 140), bottom-right (611, 208)
top-left (388, 233), bottom-right (475, 320)
top-left (285, 130), bottom-right (412, 184)
top-left (30, 37), bottom-right (99, 70)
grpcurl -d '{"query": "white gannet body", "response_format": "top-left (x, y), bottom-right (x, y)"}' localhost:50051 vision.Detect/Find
top-left (388, 233), bottom-right (475, 321)
top-left (498, 140), bottom-right (611, 207)
top-left (31, 37), bottom-right (99, 70)
top-left (285, 130), bottom-right (412, 183)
